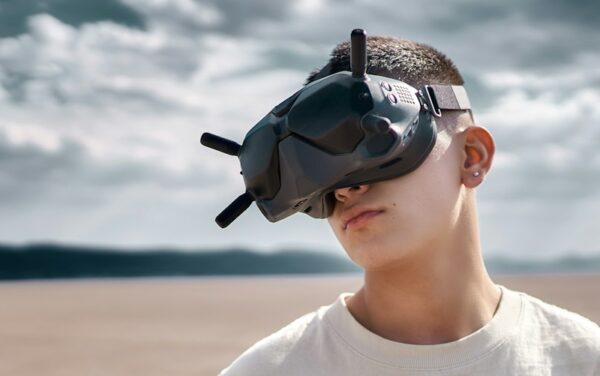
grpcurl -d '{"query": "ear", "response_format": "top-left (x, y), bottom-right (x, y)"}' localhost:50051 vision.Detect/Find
top-left (459, 125), bottom-right (495, 188)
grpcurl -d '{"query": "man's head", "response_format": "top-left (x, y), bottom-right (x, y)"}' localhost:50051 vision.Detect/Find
top-left (308, 35), bottom-right (495, 271)
top-left (305, 36), bottom-right (473, 135)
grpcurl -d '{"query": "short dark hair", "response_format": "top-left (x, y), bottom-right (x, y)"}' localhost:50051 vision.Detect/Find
top-left (305, 35), bottom-right (472, 133)
top-left (305, 35), bottom-right (464, 88)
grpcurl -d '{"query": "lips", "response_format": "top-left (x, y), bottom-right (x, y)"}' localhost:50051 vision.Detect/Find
top-left (342, 206), bottom-right (385, 231)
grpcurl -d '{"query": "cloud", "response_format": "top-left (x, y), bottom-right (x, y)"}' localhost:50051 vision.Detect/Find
top-left (121, 0), bottom-right (222, 32)
top-left (475, 85), bottom-right (600, 200)
top-left (478, 197), bottom-right (600, 259)
top-left (0, 129), bottom-right (223, 202)
top-left (0, 14), bottom-right (201, 107)
top-left (0, 127), bottom-right (244, 247)
top-left (0, 0), bottom-right (598, 257)
top-left (0, 0), bottom-right (145, 38)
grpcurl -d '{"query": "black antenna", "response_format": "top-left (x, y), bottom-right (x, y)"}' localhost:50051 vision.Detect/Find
top-left (350, 29), bottom-right (367, 78)
top-left (215, 191), bottom-right (255, 228)
top-left (200, 132), bottom-right (254, 227)
top-left (200, 132), bottom-right (241, 156)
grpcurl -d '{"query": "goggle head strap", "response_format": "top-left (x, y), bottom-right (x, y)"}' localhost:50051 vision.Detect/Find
top-left (420, 84), bottom-right (472, 117)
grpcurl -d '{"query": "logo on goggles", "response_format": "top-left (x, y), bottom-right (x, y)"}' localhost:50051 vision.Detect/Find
top-left (201, 29), bottom-right (471, 228)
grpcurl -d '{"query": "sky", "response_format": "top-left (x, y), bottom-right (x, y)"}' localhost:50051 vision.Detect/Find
top-left (0, 0), bottom-right (599, 259)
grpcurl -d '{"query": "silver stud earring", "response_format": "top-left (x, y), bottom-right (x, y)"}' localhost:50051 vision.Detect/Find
top-left (473, 171), bottom-right (481, 177)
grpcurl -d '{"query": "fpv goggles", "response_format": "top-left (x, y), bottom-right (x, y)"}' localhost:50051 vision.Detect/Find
top-left (201, 29), bottom-right (471, 228)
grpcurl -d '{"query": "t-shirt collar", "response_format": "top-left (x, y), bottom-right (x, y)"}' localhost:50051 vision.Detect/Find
top-left (322, 284), bottom-right (522, 370)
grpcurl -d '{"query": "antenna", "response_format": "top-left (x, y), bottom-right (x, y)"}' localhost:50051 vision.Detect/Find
top-left (200, 132), bottom-right (241, 156)
top-left (215, 191), bottom-right (255, 228)
top-left (350, 28), bottom-right (367, 78)
top-left (200, 132), bottom-right (253, 227)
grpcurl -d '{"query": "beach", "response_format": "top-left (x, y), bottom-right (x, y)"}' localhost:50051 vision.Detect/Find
top-left (0, 273), bottom-right (599, 375)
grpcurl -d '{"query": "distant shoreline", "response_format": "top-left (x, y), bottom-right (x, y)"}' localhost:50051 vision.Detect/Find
top-left (2, 270), bottom-right (600, 286)
top-left (1, 243), bottom-right (600, 280)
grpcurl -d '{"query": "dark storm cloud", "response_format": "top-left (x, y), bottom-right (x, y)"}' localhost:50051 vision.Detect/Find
top-left (0, 0), bottom-right (145, 38)
top-left (121, 0), bottom-right (294, 37)
top-left (425, 0), bottom-right (600, 71)
top-left (523, 0), bottom-right (600, 28)
top-left (429, 0), bottom-right (600, 32)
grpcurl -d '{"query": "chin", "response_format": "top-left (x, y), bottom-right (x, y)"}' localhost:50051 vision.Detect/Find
top-left (344, 243), bottom-right (393, 270)
top-left (346, 237), bottom-right (416, 271)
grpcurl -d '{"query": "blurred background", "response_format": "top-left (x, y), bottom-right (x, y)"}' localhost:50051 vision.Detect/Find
top-left (0, 0), bottom-right (599, 375)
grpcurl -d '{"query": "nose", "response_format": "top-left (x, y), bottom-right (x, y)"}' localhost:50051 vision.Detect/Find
top-left (334, 184), bottom-right (370, 203)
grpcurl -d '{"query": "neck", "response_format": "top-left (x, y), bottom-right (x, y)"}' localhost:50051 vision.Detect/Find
top-left (346, 195), bottom-right (501, 345)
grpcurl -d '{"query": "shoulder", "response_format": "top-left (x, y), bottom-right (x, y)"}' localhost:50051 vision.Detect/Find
top-left (218, 304), bottom-right (330, 376)
top-left (517, 288), bottom-right (600, 335)
top-left (513, 287), bottom-right (600, 354)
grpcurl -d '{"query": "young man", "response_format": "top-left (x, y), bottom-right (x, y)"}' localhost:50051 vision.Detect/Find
top-left (218, 35), bottom-right (600, 375)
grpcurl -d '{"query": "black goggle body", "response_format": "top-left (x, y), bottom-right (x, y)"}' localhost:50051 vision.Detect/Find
top-left (201, 29), bottom-right (471, 228)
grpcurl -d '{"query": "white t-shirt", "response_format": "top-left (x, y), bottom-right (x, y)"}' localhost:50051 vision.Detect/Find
top-left (218, 284), bottom-right (600, 375)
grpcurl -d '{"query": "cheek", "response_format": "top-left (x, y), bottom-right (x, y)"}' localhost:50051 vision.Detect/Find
top-left (383, 172), bottom-right (456, 240)
top-left (416, 148), bottom-right (460, 209)
top-left (414, 175), bottom-right (461, 235)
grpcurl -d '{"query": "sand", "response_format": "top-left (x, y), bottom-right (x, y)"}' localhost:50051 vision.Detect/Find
top-left (0, 273), bottom-right (599, 375)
